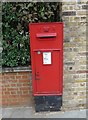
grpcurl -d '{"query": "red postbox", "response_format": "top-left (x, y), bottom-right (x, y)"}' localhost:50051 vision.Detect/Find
top-left (29, 22), bottom-right (63, 112)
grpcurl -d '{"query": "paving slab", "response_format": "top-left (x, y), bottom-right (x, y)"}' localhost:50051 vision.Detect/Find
top-left (1, 107), bottom-right (87, 118)
top-left (2, 107), bottom-right (18, 118)
top-left (45, 109), bottom-right (87, 118)
top-left (0, 107), bottom-right (2, 119)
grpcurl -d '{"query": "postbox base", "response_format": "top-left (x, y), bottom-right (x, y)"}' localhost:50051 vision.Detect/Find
top-left (34, 95), bottom-right (62, 112)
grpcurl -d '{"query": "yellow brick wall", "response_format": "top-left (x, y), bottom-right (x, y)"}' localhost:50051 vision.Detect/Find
top-left (62, 1), bottom-right (87, 110)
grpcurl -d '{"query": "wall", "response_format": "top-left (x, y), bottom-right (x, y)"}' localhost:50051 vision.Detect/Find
top-left (62, 0), bottom-right (87, 110)
top-left (1, 67), bottom-right (33, 107)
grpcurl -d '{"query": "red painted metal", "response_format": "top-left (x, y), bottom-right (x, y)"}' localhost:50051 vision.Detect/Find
top-left (29, 22), bottom-right (63, 96)
top-left (36, 33), bottom-right (57, 38)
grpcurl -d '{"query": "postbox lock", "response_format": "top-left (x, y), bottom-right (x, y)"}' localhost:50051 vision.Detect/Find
top-left (37, 51), bottom-right (41, 55)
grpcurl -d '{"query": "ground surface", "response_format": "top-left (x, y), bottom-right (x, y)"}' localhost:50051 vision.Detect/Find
top-left (0, 107), bottom-right (87, 118)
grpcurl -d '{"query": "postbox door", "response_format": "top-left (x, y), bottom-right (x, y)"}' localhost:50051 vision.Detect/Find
top-left (34, 50), bottom-right (61, 94)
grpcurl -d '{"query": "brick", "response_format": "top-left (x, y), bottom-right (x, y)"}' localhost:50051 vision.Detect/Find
top-left (62, 5), bottom-right (68, 11)
top-left (81, 16), bottom-right (86, 21)
top-left (77, 10), bottom-right (87, 15)
top-left (62, 17), bottom-right (69, 22)
top-left (74, 17), bottom-right (81, 21)
top-left (77, 70), bottom-right (88, 73)
top-left (74, 5), bottom-right (81, 10)
top-left (17, 83), bottom-right (23, 87)
top-left (80, 82), bottom-right (86, 86)
top-left (7, 88), bottom-right (18, 91)
top-left (2, 87), bottom-right (6, 91)
top-left (2, 101), bottom-right (9, 106)
top-left (62, 11), bottom-right (76, 16)
top-left (3, 84), bottom-right (9, 88)
top-left (23, 91), bottom-right (29, 94)
top-left (5, 91), bottom-right (10, 94)
top-left (3, 75), bottom-right (16, 80)
top-left (4, 73), bottom-right (17, 76)
top-left (2, 95), bottom-right (10, 98)
top-left (20, 87), bottom-right (30, 91)
top-left (22, 75), bottom-right (28, 79)
top-left (9, 75), bottom-right (15, 79)
top-left (65, 61), bottom-right (75, 65)
top-left (11, 84), bottom-right (17, 87)
top-left (3, 75), bottom-right (10, 80)
top-left (10, 95), bottom-right (19, 98)
top-left (17, 91), bottom-right (22, 95)
top-left (11, 91), bottom-right (17, 94)
top-left (69, 17), bottom-right (75, 22)
top-left (19, 79), bottom-right (29, 82)
top-left (10, 99), bottom-right (18, 103)
top-left (63, 1), bottom-right (77, 5)
top-left (3, 79), bottom-right (17, 83)
top-left (16, 76), bottom-right (22, 79)
top-left (21, 95), bottom-right (30, 98)
top-left (10, 101), bottom-right (19, 105)
top-left (69, 5), bottom-right (74, 10)
top-left (23, 83), bottom-right (29, 86)
top-left (82, 5), bottom-right (88, 9)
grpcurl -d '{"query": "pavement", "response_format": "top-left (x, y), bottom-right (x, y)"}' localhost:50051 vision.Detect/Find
top-left (0, 107), bottom-right (87, 118)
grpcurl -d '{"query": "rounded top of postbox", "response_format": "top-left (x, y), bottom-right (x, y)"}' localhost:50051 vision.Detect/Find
top-left (29, 22), bottom-right (63, 26)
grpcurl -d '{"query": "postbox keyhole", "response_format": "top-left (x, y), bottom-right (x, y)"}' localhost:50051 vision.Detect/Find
top-left (35, 71), bottom-right (40, 80)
